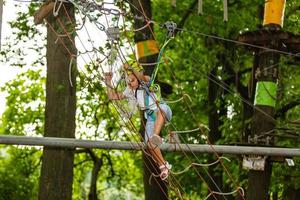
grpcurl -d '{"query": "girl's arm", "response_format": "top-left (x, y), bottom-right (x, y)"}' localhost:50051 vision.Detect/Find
top-left (104, 72), bottom-right (126, 100)
top-left (124, 63), bottom-right (150, 82)
top-left (107, 88), bottom-right (125, 100)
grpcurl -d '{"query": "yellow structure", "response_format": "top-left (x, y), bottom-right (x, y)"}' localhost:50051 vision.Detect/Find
top-left (135, 40), bottom-right (159, 60)
top-left (263, 0), bottom-right (286, 27)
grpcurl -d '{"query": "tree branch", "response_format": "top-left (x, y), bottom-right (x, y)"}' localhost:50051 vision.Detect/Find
top-left (34, 0), bottom-right (54, 25)
top-left (276, 99), bottom-right (300, 119)
top-left (102, 153), bottom-right (115, 178)
top-left (175, 0), bottom-right (198, 35)
top-left (87, 149), bottom-right (97, 162)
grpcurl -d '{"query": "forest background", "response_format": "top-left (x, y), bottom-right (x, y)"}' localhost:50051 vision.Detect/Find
top-left (0, 0), bottom-right (300, 200)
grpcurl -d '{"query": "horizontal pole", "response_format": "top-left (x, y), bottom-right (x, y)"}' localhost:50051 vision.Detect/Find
top-left (1, 135), bottom-right (300, 157)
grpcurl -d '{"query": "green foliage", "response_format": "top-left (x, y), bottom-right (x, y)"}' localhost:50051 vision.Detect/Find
top-left (72, 150), bottom-right (144, 200)
top-left (0, 69), bottom-right (45, 136)
top-left (2, 0), bottom-right (300, 199)
top-left (0, 147), bottom-right (41, 200)
top-left (73, 58), bottom-right (145, 198)
top-left (0, 1), bottom-right (46, 199)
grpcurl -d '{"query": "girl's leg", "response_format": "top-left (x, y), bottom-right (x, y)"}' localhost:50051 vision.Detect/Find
top-left (154, 104), bottom-right (172, 137)
top-left (146, 106), bottom-right (172, 180)
top-left (153, 109), bottom-right (165, 136)
top-left (149, 109), bottom-right (167, 146)
top-left (146, 118), bottom-right (165, 166)
top-left (147, 141), bottom-right (165, 166)
top-left (148, 136), bottom-right (171, 180)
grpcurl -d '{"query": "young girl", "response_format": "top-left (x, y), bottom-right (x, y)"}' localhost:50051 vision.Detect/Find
top-left (104, 60), bottom-right (172, 180)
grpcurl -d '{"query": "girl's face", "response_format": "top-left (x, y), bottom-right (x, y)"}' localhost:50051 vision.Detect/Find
top-left (127, 74), bottom-right (139, 89)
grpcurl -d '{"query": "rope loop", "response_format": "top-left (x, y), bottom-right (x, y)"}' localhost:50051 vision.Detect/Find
top-left (53, 0), bottom-right (64, 17)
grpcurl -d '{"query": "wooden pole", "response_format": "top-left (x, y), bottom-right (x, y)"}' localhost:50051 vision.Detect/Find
top-left (247, 1), bottom-right (285, 199)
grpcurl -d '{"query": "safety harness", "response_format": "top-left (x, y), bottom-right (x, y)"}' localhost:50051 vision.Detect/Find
top-left (135, 82), bottom-right (162, 121)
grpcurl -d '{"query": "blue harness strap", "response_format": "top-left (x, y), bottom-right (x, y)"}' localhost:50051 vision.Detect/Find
top-left (144, 87), bottom-right (156, 121)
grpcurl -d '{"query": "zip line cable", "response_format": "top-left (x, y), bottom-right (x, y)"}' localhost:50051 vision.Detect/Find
top-left (174, 26), bottom-right (300, 58)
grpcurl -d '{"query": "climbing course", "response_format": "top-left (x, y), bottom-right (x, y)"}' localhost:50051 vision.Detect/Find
top-left (2, 0), bottom-right (300, 199)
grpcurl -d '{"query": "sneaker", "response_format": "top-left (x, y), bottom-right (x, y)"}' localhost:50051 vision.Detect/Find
top-left (149, 134), bottom-right (163, 146)
top-left (159, 162), bottom-right (172, 181)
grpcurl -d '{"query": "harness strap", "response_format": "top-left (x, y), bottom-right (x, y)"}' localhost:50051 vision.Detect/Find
top-left (145, 90), bottom-right (156, 121)
top-left (137, 83), bottom-right (159, 121)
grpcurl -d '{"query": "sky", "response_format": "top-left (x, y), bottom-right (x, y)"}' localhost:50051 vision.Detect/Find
top-left (0, 1), bottom-right (23, 115)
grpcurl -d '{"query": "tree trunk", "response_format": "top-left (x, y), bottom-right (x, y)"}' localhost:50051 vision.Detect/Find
top-left (128, 0), bottom-right (168, 199)
top-left (207, 67), bottom-right (223, 200)
top-left (246, 1), bottom-right (286, 199)
top-left (38, 3), bottom-right (77, 200)
top-left (88, 156), bottom-right (103, 200)
top-left (283, 187), bottom-right (300, 200)
top-left (247, 50), bottom-right (279, 200)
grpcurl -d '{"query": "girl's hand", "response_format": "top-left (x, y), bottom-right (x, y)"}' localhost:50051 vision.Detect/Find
top-left (123, 63), bottom-right (130, 70)
top-left (104, 72), bottom-right (113, 81)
